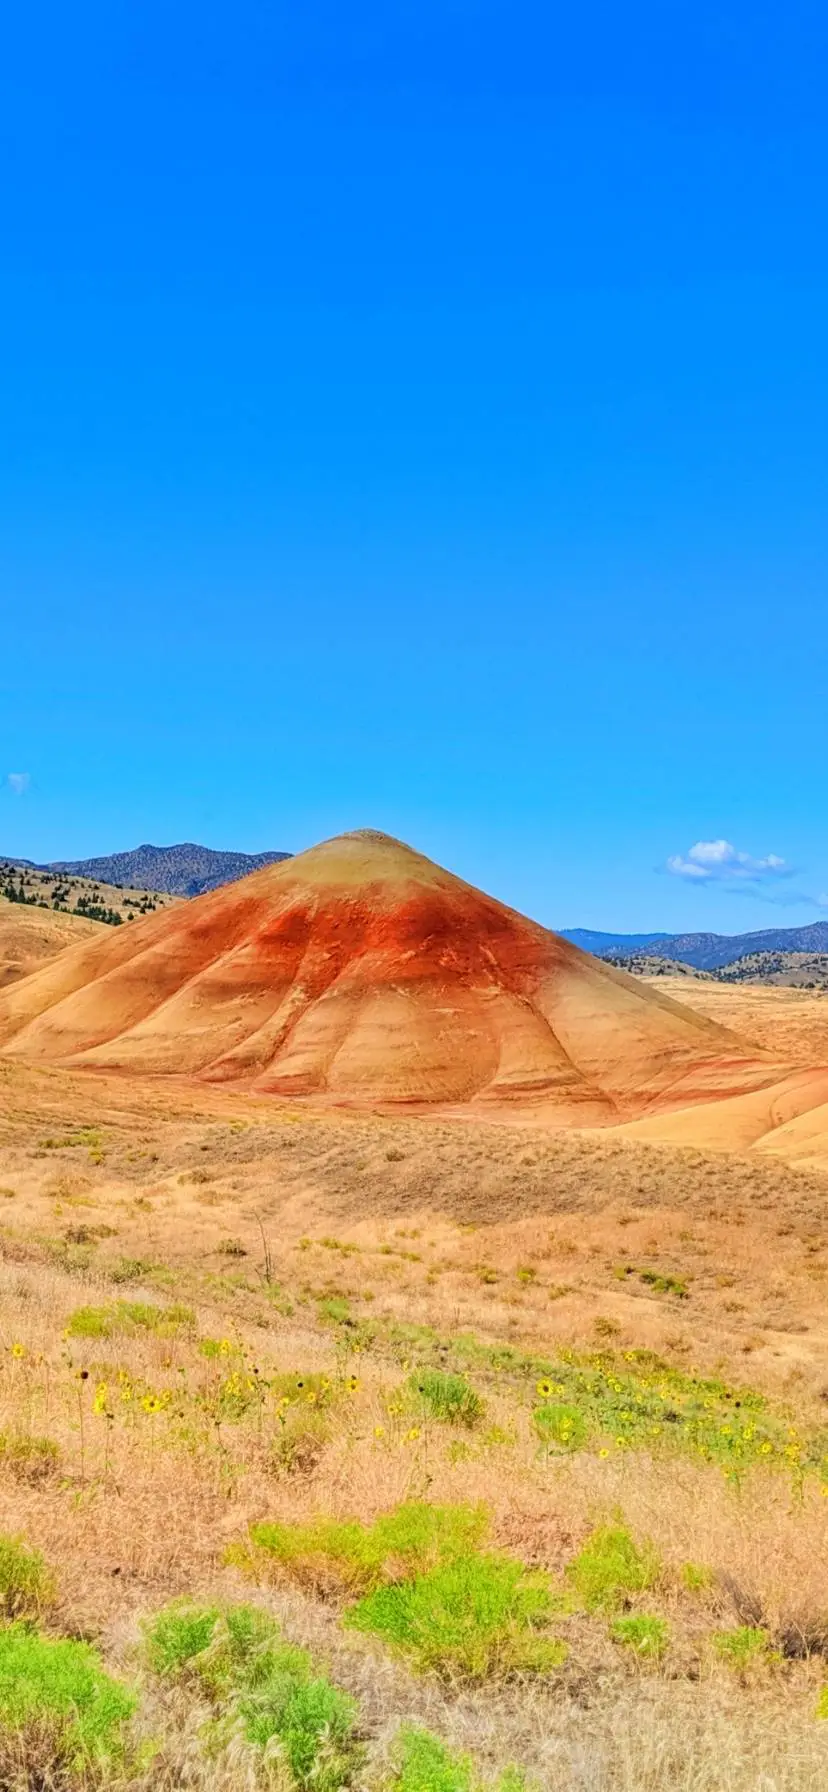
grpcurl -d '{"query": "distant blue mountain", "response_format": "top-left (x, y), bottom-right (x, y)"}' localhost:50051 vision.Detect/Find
top-left (47, 843), bottom-right (291, 897)
top-left (561, 929), bottom-right (671, 955)
top-left (562, 922), bottom-right (828, 971)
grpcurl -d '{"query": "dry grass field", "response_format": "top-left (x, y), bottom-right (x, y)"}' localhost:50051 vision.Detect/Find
top-left (3, 1017), bottom-right (828, 1788)
top-left (0, 906), bottom-right (102, 991)
top-left (651, 975), bottom-right (828, 1069)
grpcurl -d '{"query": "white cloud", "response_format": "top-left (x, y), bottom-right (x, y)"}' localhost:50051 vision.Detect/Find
top-left (666, 854), bottom-right (709, 879)
top-left (6, 773), bottom-right (30, 796)
top-left (686, 839), bottom-right (735, 866)
top-left (666, 839), bottom-right (791, 883)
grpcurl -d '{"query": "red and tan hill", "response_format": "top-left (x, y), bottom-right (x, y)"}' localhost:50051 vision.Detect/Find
top-left (0, 830), bottom-right (811, 1123)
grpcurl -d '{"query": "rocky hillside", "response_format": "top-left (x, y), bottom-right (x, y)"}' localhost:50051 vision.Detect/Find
top-left (605, 954), bottom-right (713, 980)
top-left (611, 948), bottom-right (828, 989)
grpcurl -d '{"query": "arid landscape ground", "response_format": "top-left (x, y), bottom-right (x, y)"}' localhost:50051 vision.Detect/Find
top-left (3, 840), bottom-right (828, 1788)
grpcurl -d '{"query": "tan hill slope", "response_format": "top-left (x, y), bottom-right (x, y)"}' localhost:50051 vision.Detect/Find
top-left (0, 828), bottom-right (802, 1123)
top-left (0, 902), bottom-right (101, 989)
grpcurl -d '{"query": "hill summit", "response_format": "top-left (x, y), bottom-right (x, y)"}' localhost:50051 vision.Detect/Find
top-left (0, 829), bottom-right (791, 1120)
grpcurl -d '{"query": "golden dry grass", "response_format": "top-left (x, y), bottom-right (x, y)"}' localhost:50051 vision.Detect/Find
top-left (2, 1053), bottom-right (828, 1784)
top-left (0, 902), bottom-right (101, 989)
top-left (654, 973), bottom-right (828, 1068)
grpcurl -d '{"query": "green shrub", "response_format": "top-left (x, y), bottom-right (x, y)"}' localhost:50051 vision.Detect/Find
top-left (680, 1561), bottom-right (713, 1593)
top-left (245, 1518), bottom-right (377, 1597)
top-left (390, 1726), bottom-right (474, 1791)
top-left (610, 1614), bottom-right (670, 1660)
top-left (109, 1256), bottom-right (154, 1284)
top-left (66, 1299), bottom-right (192, 1341)
top-left (532, 1403), bottom-right (587, 1452)
top-left (316, 1296), bottom-right (376, 1348)
top-left (0, 1535), bottom-right (56, 1619)
top-left (272, 1410), bottom-right (331, 1477)
top-left (346, 1552), bottom-right (567, 1682)
top-left (238, 1672), bottom-right (360, 1790)
top-left (0, 1625), bottom-right (135, 1777)
top-left (406, 1370), bottom-right (485, 1429)
top-left (318, 1296), bottom-right (355, 1328)
top-left (0, 1431), bottom-right (60, 1483)
top-left (147, 1600), bottom-right (300, 1697)
top-left (370, 1503), bottom-right (488, 1576)
top-left (565, 1525), bottom-right (660, 1611)
top-left (639, 1269), bottom-right (689, 1298)
top-left (711, 1626), bottom-right (776, 1670)
top-left (145, 1601), bottom-right (362, 1788)
top-left (66, 1305), bottom-right (113, 1340)
top-left (41, 1129), bottom-right (101, 1153)
top-left (388, 1725), bottom-right (533, 1791)
top-left (116, 1299), bottom-right (193, 1332)
top-left (144, 1600), bottom-right (223, 1678)
top-left (206, 1603), bottom-right (293, 1695)
top-left (246, 1502), bottom-right (488, 1598)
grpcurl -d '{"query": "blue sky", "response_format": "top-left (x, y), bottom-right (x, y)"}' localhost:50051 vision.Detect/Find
top-left (2, 2), bottom-right (827, 933)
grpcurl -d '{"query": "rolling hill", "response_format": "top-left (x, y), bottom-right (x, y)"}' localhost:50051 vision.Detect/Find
top-left (0, 904), bottom-right (101, 989)
top-left (0, 828), bottom-right (799, 1123)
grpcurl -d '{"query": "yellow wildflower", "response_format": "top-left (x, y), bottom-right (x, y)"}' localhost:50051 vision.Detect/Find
top-left (536, 1379), bottom-right (552, 1398)
top-left (10, 1343), bottom-right (25, 1360)
top-left (406, 1426), bottom-right (421, 1443)
top-left (374, 1425), bottom-right (385, 1439)
top-left (347, 1375), bottom-right (359, 1394)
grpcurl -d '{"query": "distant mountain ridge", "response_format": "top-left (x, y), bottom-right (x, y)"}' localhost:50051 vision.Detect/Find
top-left (562, 921), bottom-right (828, 971)
top-left (563, 929), bottom-right (671, 956)
top-left (47, 843), bottom-right (291, 897)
